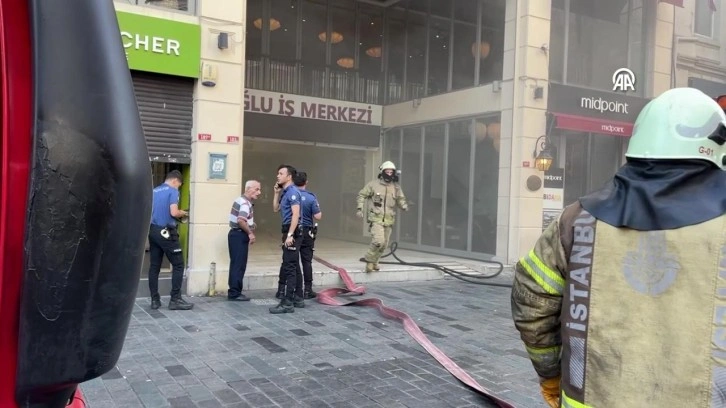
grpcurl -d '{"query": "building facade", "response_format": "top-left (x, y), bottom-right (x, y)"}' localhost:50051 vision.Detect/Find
top-left (113, 0), bottom-right (711, 296)
top-left (671, 0), bottom-right (726, 96)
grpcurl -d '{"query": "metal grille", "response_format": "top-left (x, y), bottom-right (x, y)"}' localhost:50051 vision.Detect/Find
top-left (131, 71), bottom-right (194, 163)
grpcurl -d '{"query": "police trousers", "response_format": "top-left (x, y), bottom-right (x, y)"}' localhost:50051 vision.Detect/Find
top-left (148, 224), bottom-right (184, 298)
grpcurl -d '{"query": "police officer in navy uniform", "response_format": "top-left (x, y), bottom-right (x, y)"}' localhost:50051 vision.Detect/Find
top-left (148, 170), bottom-right (193, 310)
top-left (293, 171), bottom-right (322, 299)
top-left (270, 164), bottom-right (305, 313)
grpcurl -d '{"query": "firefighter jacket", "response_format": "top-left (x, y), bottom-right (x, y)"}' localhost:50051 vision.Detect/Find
top-left (356, 179), bottom-right (407, 227)
top-left (511, 201), bottom-right (726, 408)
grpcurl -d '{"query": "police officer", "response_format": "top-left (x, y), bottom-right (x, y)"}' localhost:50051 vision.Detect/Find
top-left (227, 180), bottom-right (261, 301)
top-left (293, 171), bottom-right (322, 299)
top-left (511, 88), bottom-right (726, 407)
top-left (148, 170), bottom-right (193, 311)
top-left (270, 164), bottom-right (305, 314)
top-left (356, 161), bottom-right (408, 272)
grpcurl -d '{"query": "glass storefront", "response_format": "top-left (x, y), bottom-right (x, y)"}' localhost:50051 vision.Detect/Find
top-left (550, 131), bottom-right (628, 206)
top-left (383, 114), bottom-right (501, 257)
top-left (245, 0), bottom-right (505, 105)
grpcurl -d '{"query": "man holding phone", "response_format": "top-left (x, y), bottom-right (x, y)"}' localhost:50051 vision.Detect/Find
top-left (270, 164), bottom-right (304, 314)
top-left (148, 170), bottom-right (193, 311)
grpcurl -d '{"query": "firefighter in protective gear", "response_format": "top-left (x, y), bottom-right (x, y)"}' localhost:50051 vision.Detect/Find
top-left (357, 161), bottom-right (408, 272)
top-left (511, 87), bottom-right (726, 408)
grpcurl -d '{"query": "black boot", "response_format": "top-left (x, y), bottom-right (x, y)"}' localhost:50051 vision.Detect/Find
top-left (303, 287), bottom-right (317, 299)
top-left (150, 294), bottom-right (161, 310)
top-left (293, 295), bottom-right (305, 308)
top-left (269, 298), bottom-right (294, 314)
top-left (275, 283), bottom-right (285, 299)
top-left (169, 296), bottom-right (194, 310)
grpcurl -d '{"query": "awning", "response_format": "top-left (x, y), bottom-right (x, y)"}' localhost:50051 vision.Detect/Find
top-left (552, 113), bottom-right (634, 137)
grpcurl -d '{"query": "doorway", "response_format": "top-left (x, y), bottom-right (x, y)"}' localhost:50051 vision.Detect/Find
top-left (242, 139), bottom-right (375, 247)
top-left (138, 161), bottom-right (191, 297)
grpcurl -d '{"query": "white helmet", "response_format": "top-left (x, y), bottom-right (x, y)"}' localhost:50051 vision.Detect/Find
top-left (379, 161), bottom-right (396, 171)
top-left (626, 87), bottom-right (726, 169)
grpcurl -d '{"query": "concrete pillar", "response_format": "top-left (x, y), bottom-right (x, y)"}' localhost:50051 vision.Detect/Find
top-left (186, 1), bottom-right (247, 295)
top-left (653, 2), bottom-right (675, 95)
top-left (502, 0), bottom-right (551, 264)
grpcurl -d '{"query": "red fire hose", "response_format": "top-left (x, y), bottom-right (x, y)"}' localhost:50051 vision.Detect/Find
top-left (313, 255), bottom-right (518, 408)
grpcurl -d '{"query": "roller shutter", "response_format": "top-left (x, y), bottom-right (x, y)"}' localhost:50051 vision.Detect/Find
top-left (131, 71), bottom-right (194, 163)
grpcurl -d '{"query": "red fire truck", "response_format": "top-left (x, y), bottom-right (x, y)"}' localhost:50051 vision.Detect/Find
top-left (0, 1), bottom-right (151, 407)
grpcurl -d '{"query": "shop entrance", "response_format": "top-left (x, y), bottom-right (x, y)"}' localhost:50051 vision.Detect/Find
top-left (242, 139), bottom-right (377, 248)
top-left (556, 131), bottom-right (629, 206)
top-left (138, 162), bottom-right (191, 297)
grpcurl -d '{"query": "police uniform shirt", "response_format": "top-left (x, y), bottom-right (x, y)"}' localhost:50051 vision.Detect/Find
top-left (229, 196), bottom-right (254, 230)
top-left (299, 190), bottom-right (320, 227)
top-left (151, 183), bottom-right (179, 228)
top-left (279, 185), bottom-right (301, 225)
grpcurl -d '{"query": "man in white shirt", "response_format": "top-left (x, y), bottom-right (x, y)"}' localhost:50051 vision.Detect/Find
top-left (227, 180), bottom-right (261, 301)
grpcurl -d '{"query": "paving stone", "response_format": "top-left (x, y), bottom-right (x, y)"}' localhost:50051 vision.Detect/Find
top-left (82, 280), bottom-right (548, 408)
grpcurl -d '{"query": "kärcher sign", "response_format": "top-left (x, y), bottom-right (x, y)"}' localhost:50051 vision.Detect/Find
top-left (116, 11), bottom-right (201, 78)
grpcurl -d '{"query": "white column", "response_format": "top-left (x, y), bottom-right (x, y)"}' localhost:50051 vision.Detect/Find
top-left (186, 1), bottom-right (247, 296)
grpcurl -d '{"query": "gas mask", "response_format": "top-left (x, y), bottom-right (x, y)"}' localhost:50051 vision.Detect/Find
top-left (379, 170), bottom-right (400, 183)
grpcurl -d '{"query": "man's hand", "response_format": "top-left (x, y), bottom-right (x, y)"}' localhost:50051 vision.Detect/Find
top-left (356, 209), bottom-right (364, 218)
top-left (248, 233), bottom-right (256, 245)
top-left (273, 184), bottom-right (281, 194)
top-left (539, 376), bottom-right (560, 408)
top-left (284, 235), bottom-right (294, 247)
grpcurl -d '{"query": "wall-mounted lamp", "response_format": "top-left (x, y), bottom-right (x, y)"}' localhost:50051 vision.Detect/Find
top-left (532, 135), bottom-right (554, 172)
top-left (217, 32), bottom-right (229, 50)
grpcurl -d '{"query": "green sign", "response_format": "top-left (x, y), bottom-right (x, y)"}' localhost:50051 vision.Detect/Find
top-left (116, 11), bottom-right (200, 78)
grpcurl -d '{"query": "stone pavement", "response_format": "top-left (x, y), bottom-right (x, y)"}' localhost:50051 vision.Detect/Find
top-left (81, 276), bottom-right (547, 408)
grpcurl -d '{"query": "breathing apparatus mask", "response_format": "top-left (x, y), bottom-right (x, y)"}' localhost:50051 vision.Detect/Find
top-left (378, 161), bottom-right (400, 182)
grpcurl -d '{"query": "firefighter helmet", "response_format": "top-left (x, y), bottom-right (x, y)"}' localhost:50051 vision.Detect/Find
top-left (625, 87), bottom-right (726, 169)
top-left (379, 161), bottom-right (396, 171)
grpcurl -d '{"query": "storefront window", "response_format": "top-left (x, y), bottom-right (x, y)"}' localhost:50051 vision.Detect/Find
top-left (550, 0), bottom-right (646, 95)
top-left (472, 118), bottom-right (499, 254)
top-left (245, 0), bottom-right (263, 89)
top-left (399, 128), bottom-right (422, 244)
top-left (301, 0), bottom-right (327, 97)
top-left (358, 5), bottom-right (384, 104)
top-left (445, 121), bottom-right (473, 251)
top-left (329, 2), bottom-right (357, 100)
top-left (386, 7), bottom-right (407, 103)
top-left (269, 0), bottom-right (299, 93)
top-left (452, 0), bottom-right (479, 90)
top-left (383, 115), bottom-right (500, 256)
top-left (421, 124), bottom-right (445, 247)
top-left (245, 0), bottom-right (505, 103)
top-left (562, 132), bottom-right (627, 206)
top-left (428, 15), bottom-right (451, 96)
top-left (406, 9), bottom-right (427, 100)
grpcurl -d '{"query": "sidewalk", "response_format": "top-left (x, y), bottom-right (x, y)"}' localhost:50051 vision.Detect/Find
top-left (82, 277), bottom-right (546, 408)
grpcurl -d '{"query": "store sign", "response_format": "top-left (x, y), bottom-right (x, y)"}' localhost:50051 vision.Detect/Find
top-left (543, 167), bottom-right (564, 210)
top-left (244, 89), bottom-right (382, 126)
top-left (548, 83), bottom-right (649, 123)
top-left (116, 11), bottom-right (201, 78)
top-left (542, 167), bottom-right (565, 231)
